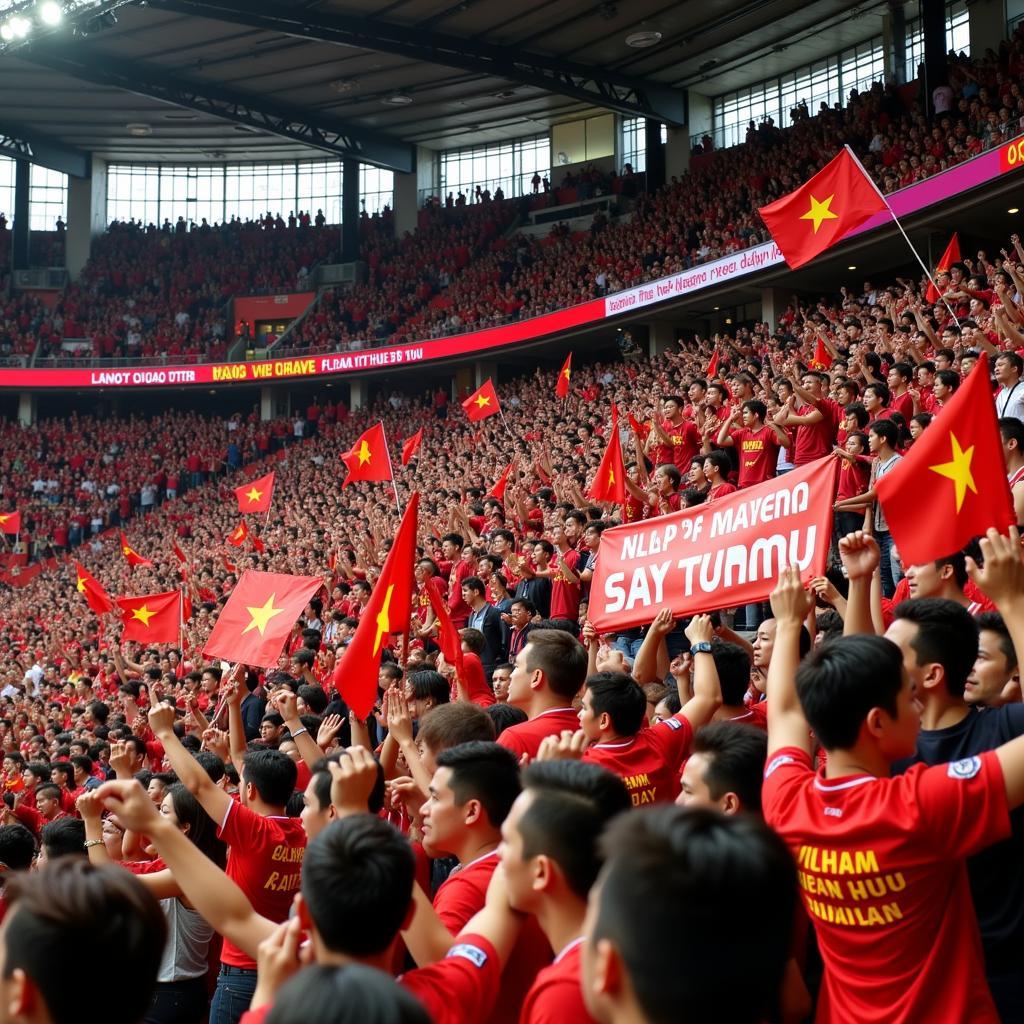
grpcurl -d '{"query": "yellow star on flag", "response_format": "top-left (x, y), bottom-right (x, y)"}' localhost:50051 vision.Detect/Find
top-left (474, 394), bottom-right (491, 409)
top-left (245, 486), bottom-right (263, 503)
top-left (608, 468), bottom-right (616, 485)
top-left (929, 432), bottom-right (977, 513)
top-left (561, 368), bottom-right (571, 381)
top-left (131, 604), bottom-right (155, 627)
top-left (122, 546), bottom-right (133, 556)
top-left (799, 193), bottom-right (839, 234)
top-left (356, 439), bottom-right (372, 466)
top-left (0, 515), bottom-right (9, 525)
top-left (233, 526), bottom-right (245, 541)
top-left (76, 575), bottom-right (87, 593)
top-left (242, 593), bottom-right (284, 636)
top-left (373, 584), bottom-right (395, 655)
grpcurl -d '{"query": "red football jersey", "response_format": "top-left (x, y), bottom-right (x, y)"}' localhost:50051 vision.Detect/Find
top-left (498, 708), bottom-right (581, 761)
top-left (730, 425), bottom-right (780, 487)
top-left (217, 802), bottom-right (307, 968)
top-left (763, 746), bottom-right (1010, 1023)
top-left (402, 933), bottom-right (502, 1024)
top-left (518, 937), bottom-right (595, 1024)
top-left (583, 714), bottom-right (693, 804)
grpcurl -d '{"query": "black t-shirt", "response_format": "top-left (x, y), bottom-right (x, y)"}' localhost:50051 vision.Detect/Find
top-left (896, 705), bottom-right (1024, 976)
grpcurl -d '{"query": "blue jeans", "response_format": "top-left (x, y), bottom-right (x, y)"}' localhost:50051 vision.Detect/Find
top-left (209, 967), bottom-right (257, 1024)
top-left (876, 530), bottom-right (902, 599)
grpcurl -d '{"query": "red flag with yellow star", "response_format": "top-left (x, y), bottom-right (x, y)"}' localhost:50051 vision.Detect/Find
top-left (226, 521), bottom-right (249, 547)
top-left (758, 147), bottom-right (887, 270)
top-left (234, 471), bottom-right (275, 514)
top-left (202, 570), bottom-right (323, 668)
top-left (332, 493), bottom-right (419, 718)
top-left (120, 532), bottom-right (153, 568)
top-left (74, 561), bottom-right (114, 615)
top-left (117, 591), bottom-right (181, 644)
top-left (462, 379), bottom-right (500, 422)
top-left (0, 511), bottom-right (20, 535)
top-left (555, 353), bottom-right (572, 399)
top-left (876, 353), bottom-right (1014, 565)
top-left (587, 405), bottom-right (626, 504)
top-left (341, 422), bottom-right (393, 487)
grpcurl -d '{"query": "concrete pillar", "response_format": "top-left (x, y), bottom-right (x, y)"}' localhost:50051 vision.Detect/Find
top-left (12, 160), bottom-right (30, 271)
top-left (647, 320), bottom-right (675, 358)
top-left (341, 159), bottom-right (360, 262)
top-left (350, 379), bottom-right (367, 410)
top-left (687, 92), bottom-right (713, 146)
top-left (260, 386), bottom-right (274, 422)
top-left (66, 158), bottom-right (107, 280)
top-left (17, 393), bottom-right (35, 427)
top-left (760, 287), bottom-right (793, 330)
top-left (644, 119), bottom-right (666, 193)
top-left (664, 127), bottom-right (690, 180)
top-left (922, 0), bottom-right (948, 113)
top-left (474, 360), bottom-right (497, 389)
top-left (969, 0), bottom-right (1006, 57)
top-left (393, 170), bottom-right (418, 237)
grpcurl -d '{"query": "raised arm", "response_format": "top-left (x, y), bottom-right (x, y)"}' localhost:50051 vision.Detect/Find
top-left (270, 689), bottom-right (326, 773)
top-left (632, 608), bottom-right (673, 685)
top-left (765, 567), bottom-right (816, 757)
top-left (680, 614), bottom-right (722, 728)
top-left (838, 531), bottom-right (879, 637)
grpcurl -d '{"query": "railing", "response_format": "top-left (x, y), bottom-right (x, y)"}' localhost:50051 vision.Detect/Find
top-left (12, 267), bottom-right (68, 290)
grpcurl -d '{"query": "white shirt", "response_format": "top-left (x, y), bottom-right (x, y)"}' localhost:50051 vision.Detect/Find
top-left (995, 381), bottom-right (1024, 422)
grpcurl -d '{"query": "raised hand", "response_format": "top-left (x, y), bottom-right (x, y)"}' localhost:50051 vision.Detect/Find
top-left (769, 567), bottom-right (815, 626)
top-left (838, 531), bottom-right (880, 582)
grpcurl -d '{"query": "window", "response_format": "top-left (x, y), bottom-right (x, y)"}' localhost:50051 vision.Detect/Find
top-left (359, 165), bottom-right (393, 217)
top-left (619, 118), bottom-right (668, 173)
top-left (0, 158), bottom-right (16, 227)
top-left (439, 135), bottom-right (549, 201)
top-left (28, 165), bottom-right (67, 232)
top-left (905, 0), bottom-right (970, 81)
top-left (108, 164), bottom-right (160, 226)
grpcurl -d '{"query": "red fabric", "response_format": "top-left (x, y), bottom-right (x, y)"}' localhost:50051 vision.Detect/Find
top-left (462, 380), bottom-right (501, 422)
top-left (730, 426), bottom-right (780, 487)
top-left (519, 940), bottom-right (595, 1024)
top-left (341, 422), bottom-right (393, 486)
top-left (497, 708), bottom-right (581, 761)
top-left (234, 471), bottom-right (275, 514)
top-left (587, 405), bottom-right (625, 503)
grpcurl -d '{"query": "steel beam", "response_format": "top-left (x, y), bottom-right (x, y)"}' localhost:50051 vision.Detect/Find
top-left (0, 123), bottom-right (90, 177)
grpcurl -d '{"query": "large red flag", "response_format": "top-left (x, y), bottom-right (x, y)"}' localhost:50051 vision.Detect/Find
top-left (758, 147), bottom-right (887, 269)
top-left (75, 561), bottom-right (114, 615)
top-left (876, 353), bottom-right (1014, 566)
top-left (120, 533), bottom-right (153, 568)
top-left (235, 471), bottom-right (275, 514)
top-left (341, 422), bottom-right (393, 486)
top-left (587, 406), bottom-right (627, 504)
top-left (332, 493), bottom-right (419, 718)
top-left (488, 458), bottom-right (517, 501)
top-left (555, 353), bottom-right (572, 399)
top-left (462, 379), bottom-right (500, 422)
top-left (0, 511), bottom-right (20, 535)
top-left (705, 350), bottom-right (719, 381)
top-left (203, 570), bottom-right (323, 668)
top-left (925, 232), bottom-right (961, 302)
top-left (117, 591), bottom-right (181, 644)
top-left (811, 338), bottom-right (833, 370)
top-left (401, 428), bottom-right (424, 466)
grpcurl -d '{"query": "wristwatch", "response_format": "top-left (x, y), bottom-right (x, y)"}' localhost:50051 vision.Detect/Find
top-left (690, 641), bottom-right (713, 656)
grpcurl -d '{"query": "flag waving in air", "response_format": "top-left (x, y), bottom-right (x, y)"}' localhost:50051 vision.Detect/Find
top-left (876, 353), bottom-right (1014, 566)
top-left (0, 511), bottom-right (20, 535)
top-left (120, 533), bottom-right (153, 568)
top-left (925, 232), bottom-right (961, 302)
top-left (117, 591), bottom-right (181, 644)
top-left (332, 493), bottom-right (419, 718)
top-left (74, 561), bottom-right (114, 615)
top-left (401, 428), bottom-right (424, 466)
top-left (462, 379), bottom-right (500, 422)
top-left (587, 406), bottom-right (626, 504)
top-left (341, 422), bottom-right (393, 487)
top-left (234, 471), bottom-right (275, 514)
top-left (758, 147), bottom-right (887, 269)
top-left (555, 353), bottom-right (573, 398)
top-left (227, 521), bottom-right (250, 547)
top-left (203, 570), bottom-right (324, 668)
top-left (488, 457), bottom-right (517, 501)
top-left (705, 350), bottom-right (719, 380)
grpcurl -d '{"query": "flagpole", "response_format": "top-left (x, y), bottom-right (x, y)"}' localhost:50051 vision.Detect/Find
top-left (382, 427), bottom-right (402, 515)
top-left (497, 407), bottom-right (517, 444)
top-left (843, 145), bottom-right (960, 327)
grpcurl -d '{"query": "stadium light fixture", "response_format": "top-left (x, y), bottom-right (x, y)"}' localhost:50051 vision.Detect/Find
top-left (1009, 207), bottom-right (1020, 214)
top-left (38, 1), bottom-right (62, 26)
top-left (847, 264), bottom-right (857, 270)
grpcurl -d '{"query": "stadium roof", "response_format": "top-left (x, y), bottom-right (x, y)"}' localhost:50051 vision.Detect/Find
top-left (0, 0), bottom-right (890, 170)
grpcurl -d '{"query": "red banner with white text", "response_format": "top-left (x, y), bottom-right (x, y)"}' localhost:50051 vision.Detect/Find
top-left (589, 457), bottom-right (839, 632)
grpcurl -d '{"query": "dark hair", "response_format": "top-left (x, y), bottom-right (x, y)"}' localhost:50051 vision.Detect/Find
top-left (796, 635), bottom-right (905, 749)
top-left (585, 672), bottom-right (647, 735)
top-left (36, 783), bottom-right (62, 803)
top-left (999, 415), bottom-right (1024, 451)
top-left (193, 750), bottom-right (226, 785)
top-left (889, 361), bottom-right (913, 383)
top-left (435, 741), bottom-right (520, 828)
top-left (309, 756), bottom-right (384, 816)
top-left (704, 450), bottom-right (731, 476)
top-left (935, 369), bottom-right (960, 391)
top-left (691, 723), bottom-right (768, 813)
top-left (41, 818), bottom-right (86, 860)
top-left (864, 382), bottom-right (890, 407)
top-left (485, 703), bottom-right (528, 736)
top-left (843, 402), bottom-right (869, 429)
top-left (242, 749), bottom-right (298, 807)
top-left (461, 575), bottom-right (486, 598)
top-left (976, 611), bottom-right (1018, 671)
top-left (166, 783), bottom-right (227, 867)
top-left (519, 629), bottom-right (587, 700)
top-left (711, 641), bottom-right (753, 706)
top-left (594, 807), bottom-right (796, 1024)
top-left (3, 860), bottom-right (166, 1024)
top-left (416, 702), bottom-right (496, 752)
top-left (459, 628), bottom-right (486, 655)
top-left (266, 964), bottom-right (430, 1024)
top-left (654, 463), bottom-right (681, 488)
top-left (88, 700), bottom-right (109, 726)
top-left (518, 761), bottom-right (630, 899)
top-left (297, 685), bottom-right (329, 715)
top-left (301, 817), bottom-right (414, 955)
top-left (893, 597), bottom-right (979, 697)
top-left (0, 823), bottom-right (36, 871)
top-left (741, 399), bottom-right (767, 421)
top-left (996, 350), bottom-right (1023, 374)
top-left (510, 597), bottom-right (536, 616)
top-left (867, 418), bottom-right (898, 448)
top-left (406, 670), bottom-right (450, 708)
top-left (50, 761), bottom-right (72, 782)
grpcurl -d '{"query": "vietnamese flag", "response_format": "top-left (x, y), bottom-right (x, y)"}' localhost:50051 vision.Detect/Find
top-left (401, 427), bottom-right (424, 466)
top-left (235, 471), bottom-right (275, 514)
top-left (222, 553), bottom-right (237, 574)
top-left (74, 561), bottom-right (114, 615)
top-left (427, 579), bottom-right (464, 677)
top-left (705, 350), bottom-right (719, 380)
top-left (925, 232), bottom-right (961, 302)
top-left (117, 591), bottom-right (181, 644)
top-left (0, 511), bottom-right (20, 535)
top-left (488, 457), bottom-right (517, 501)
top-left (587, 405), bottom-right (626, 504)
top-left (172, 540), bottom-right (187, 564)
top-left (227, 521), bottom-right (249, 547)
top-left (332, 493), bottom-right (419, 718)
top-left (120, 533), bottom-right (153, 568)
top-left (758, 147), bottom-right (888, 269)
top-left (555, 353), bottom-right (572, 398)
top-left (876, 353), bottom-right (1014, 566)
top-left (341, 422), bottom-right (393, 487)
top-left (203, 570), bottom-right (323, 668)
top-left (462, 379), bottom-right (500, 422)
top-left (811, 338), bottom-right (833, 370)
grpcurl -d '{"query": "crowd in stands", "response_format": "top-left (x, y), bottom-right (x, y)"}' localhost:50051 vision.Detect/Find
top-left (1, 193), bottom-right (1024, 1020)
